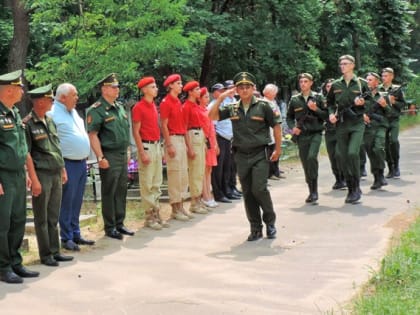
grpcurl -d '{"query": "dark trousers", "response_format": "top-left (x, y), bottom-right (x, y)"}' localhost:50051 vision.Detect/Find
top-left (60, 159), bottom-right (87, 241)
top-left (32, 170), bottom-right (62, 260)
top-left (100, 151), bottom-right (128, 233)
top-left (297, 132), bottom-right (322, 182)
top-left (325, 129), bottom-right (342, 178)
top-left (0, 169), bottom-right (26, 272)
top-left (267, 143), bottom-right (280, 178)
top-left (385, 118), bottom-right (400, 168)
top-left (364, 125), bottom-right (386, 174)
top-left (234, 149), bottom-right (276, 233)
top-left (211, 135), bottom-right (232, 199)
top-left (336, 120), bottom-right (365, 180)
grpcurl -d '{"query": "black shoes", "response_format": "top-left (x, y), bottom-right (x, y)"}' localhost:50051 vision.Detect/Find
top-left (266, 225), bottom-right (277, 239)
top-left (393, 167), bottom-right (400, 178)
top-left (54, 254), bottom-right (74, 262)
top-left (12, 265), bottom-right (40, 278)
top-left (0, 271), bottom-right (23, 284)
top-left (41, 257), bottom-right (59, 267)
top-left (106, 229), bottom-right (123, 240)
top-left (62, 240), bottom-right (80, 251)
top-left (226, 193), bottom-right (241, 200)
top-left (74, 237), bottom-right (95, 246)
top-left (247, 230), bottom-right (263, 241)
top-left (231, 187), bottom-right (243, 196)
top-left (215, 196), bottom-right (232, 203)
top-left (117, 226), bottom-right (135, 236)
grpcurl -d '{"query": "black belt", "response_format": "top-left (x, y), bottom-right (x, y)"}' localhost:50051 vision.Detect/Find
top-left (188, 127), bottom-right (201, 130)
top-left (170, 133), bottom-right (185, 136)
top-left (142, 140), bottom-right (160, 144)
top-left (64, 158), bottom-right (86, 162)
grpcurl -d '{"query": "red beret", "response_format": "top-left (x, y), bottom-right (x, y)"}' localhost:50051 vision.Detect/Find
top-left (200, 87), bottom-right (208, 97)
top-left (137, 76), bottom-right (155, 89)
top-left (163, 74), bottom-right (181, 87)
top-left (183, 80), bottom-right (200, 92)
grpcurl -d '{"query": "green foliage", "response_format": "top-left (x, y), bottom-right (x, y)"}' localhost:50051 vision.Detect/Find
top-left (25, 0), bottom-right (205, 100)
top-left (0, 5), bottom-right (13, 74)
top-left (353, 214), bottom-right (420, 314)
top-left (405, 75), bottom-right (420, 106)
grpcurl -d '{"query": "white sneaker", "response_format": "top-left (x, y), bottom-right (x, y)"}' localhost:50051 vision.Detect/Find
top-left (205, 199), bottom-right (218, 208)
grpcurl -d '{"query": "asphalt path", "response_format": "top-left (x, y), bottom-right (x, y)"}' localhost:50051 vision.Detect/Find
top-left (1, 126), bottom-right (419, 315)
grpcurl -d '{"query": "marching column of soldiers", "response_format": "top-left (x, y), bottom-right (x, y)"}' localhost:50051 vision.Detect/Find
top-left (0, 53), bottom-right (407, 283)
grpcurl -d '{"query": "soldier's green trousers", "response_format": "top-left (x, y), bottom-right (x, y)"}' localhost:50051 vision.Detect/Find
top-left (234, 148), bottom-right (276, 233)
top-left (325, 129), bottom-right (341, 178)
top-left (0, 169), bottom-right (26, 272)
top-left (385, 118), bottom-right (400, 168)
top-left (364, 125), bottom-right (386, 174)
top-left (336, 120), bottom-right (366, 180)
top-left (297, 132), bottom-right (322, 183)
top-left (99, 151), bottom-right (128, 233)
top-left (32, 170), bottom-right (62, 261)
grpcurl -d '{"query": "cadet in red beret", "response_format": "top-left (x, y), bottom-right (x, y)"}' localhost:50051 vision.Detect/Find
top-left (159, 74), bottom-right (190, 221)
top-left (132, 77), bottom-right (168, 230)
top-left (182, 81), bottom-right (208, 215)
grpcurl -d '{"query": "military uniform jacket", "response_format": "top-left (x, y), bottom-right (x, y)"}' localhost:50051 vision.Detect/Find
top-left (364, 91), bottom-right (391, 129)
top-left (286, 92), bottom-right (327, 133)
top-left (0, 102), bottom-right (28, 172)
top-left (87, 96), bottom-right (130, 152)
top-left (24, 110), bottom-right (64, 172)
top-left (219, 96), bottom-right (281, 151)
top-left (326, 75), bottom-right (369, 122)
top-left (378, 84), bottom-right (406, 120)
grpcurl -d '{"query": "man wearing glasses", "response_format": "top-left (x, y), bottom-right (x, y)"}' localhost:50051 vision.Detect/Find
top-left (87, 73), bottom-right (134, 240)
top-left (327, 55), bottom-right (369, 204)
top-left (209, 72), bottom-right (281, 242)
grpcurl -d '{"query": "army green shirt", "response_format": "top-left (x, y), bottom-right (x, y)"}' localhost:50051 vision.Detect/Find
top-left (364, 90), bottom-right (392, 129)
top-left (24, 110), bottom-right (64, 171)
top-left (326, 75), bottom-right (369, 122)
top-left (86, 96), bottom-right (130, 152)
top-left (286, 91), bottom-right (327, 133)
top-left (378, 84), bottom-right (406, 119)
top-left (0, 102), bottom-right (28, 172)
top-left (219, 96), bottom-right (281, 151)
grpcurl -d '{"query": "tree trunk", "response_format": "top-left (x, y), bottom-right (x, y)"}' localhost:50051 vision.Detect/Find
top-left (199, 39), bottom-right (214, 86)
top-left (8, 0), bottom-right (30, 72)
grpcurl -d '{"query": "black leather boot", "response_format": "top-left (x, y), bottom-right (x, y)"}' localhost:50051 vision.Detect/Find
top-left (345, 179), bottom-right (353, 203)
top-left (305, 181), bottom-right (314, 203)
top-left (379, 170), bottom-right (388, 186)
top-left (370, 173), bottom-right (382, 190)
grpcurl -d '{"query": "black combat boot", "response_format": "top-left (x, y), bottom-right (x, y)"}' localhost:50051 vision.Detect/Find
top-left (305, 181), bottom-right (314, 203)
top-left (386, 163), bottom-right (394, 179)
top-left (370, 173), bottom-right (382, 190)
top-left (393, 163), bottom-right (400, 178)
top-left (345, 179), bottom-right (354, 203)
top-left (379, 170), bottom-right (388, 186)
top-left (350, 177), bottom-right (362, 204)
top-left (332, 174), bottom-right (343, 190)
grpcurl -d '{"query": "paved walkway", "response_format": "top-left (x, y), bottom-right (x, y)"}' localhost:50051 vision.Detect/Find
top-left (1, 127), bottom-right (419, 315)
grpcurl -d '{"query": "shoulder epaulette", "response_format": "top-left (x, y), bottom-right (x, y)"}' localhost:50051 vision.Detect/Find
top-left (358, 77), bottom-right (367, 83)
top-left (22, 113), bottom-right (32, 124)
top-left (90, 101), bottom-right (102, 109)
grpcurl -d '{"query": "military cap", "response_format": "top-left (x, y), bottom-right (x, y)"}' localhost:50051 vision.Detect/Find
top-left (137, 76), bottom-right (155, 89)
top-left (97, 73), bottom-right (119, 87)
top-left (183, 80), bottom-right (200, 92)
top-left (367, 72), bottom-right (380, 80)
top-left (298, 73), bottom-right (313, 81)
top-left (233, 72), bottom-right (256, 86)
top-left (223, 80), bottom-right (234, 88)
top-left (0, 70), bottom-right (24, 87)
top-left (28, 84), bottom-right (54, 99)
top-left (382, 67), bottom-right (394, 74)
top-left (200, 87), bottom-right (208, 97)
top-left (211, 83), bottom-right (225, 92)
top-left (338, 55), bottom-right (355, 64)
top-left (163, 74), bottom-right (181, 87)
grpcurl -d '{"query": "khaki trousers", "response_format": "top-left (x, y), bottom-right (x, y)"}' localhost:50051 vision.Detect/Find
top-left (187, 129), bottom-right (206, 197)
top-left (165, 135), bottom-right (188, 204)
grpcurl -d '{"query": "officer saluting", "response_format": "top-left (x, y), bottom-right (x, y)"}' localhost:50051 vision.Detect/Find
top-left (0, 70), bottom-right (40, 283)
top-left (209, 72), bottom-right (282, 241)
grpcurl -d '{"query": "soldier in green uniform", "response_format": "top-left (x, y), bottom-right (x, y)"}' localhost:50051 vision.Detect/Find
top-left (327, 55), bottom-right (368, 204)
top-left (379, 67), bottom-right (406, 179)
top-left (87, 73), bottom-right (134, 240)
top-left (363, 72), bottom-right (391, 190)
top-left (209, 72), bottom-right (282, 241)
top-left (287, 73), bottom-right (328, 204)
top-left (25, 84), bottom-right (74, 267)
top-left (322, 78), bottom-right (346, 190)
top-left (0, 70), bottom-right (40, 283)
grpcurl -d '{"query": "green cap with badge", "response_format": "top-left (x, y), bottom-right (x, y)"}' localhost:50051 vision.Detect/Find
top-left (28, 84), bottom-right (54, 99)
top-left (0, 70), bottom-right (24, 87)
top-left (233, 71), bottom-right (256, 86)
top-left (97, 73), bottom-right (119, 87)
